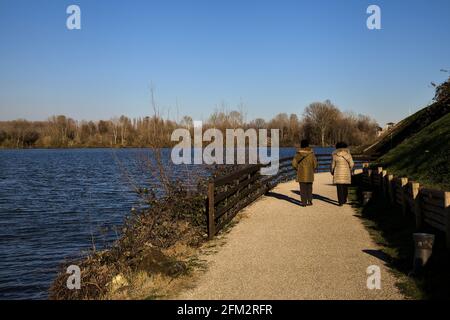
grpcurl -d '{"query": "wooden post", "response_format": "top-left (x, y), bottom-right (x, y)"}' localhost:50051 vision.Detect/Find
top-left (386, 174), bottom-right (394, 202)
top-left (361, 163), bottom-right (368, 185)
top-left (400, 177), bottom-right (408, 215)
top-left (207, 181), bottom-right (215, 240)
top-left (410, 182), bottom-right (421, 229)
top-left (379, 169), bottom-right (386, 194)
top-left (374, 167), bottom-right (383, 191)
top-left (381, 170), bottom-right (387, 196)
top-left (445, 191), bottom-right (450, 248)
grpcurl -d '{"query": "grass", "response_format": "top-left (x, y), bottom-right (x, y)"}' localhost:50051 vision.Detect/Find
top-left (349, 186), bottom-right (450, 300)
top-left (49, 181), bottom-right (209, 300)
top-left (359, 98), bottom-right (449, 156)
top-left (103, 243), bottom-right (209, 300)
top-left (49, 161), bottom-right (259, 300)
top-left (375, 112), bottom-right (450, 190)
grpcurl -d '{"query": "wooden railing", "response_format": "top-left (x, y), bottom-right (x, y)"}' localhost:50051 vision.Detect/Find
top-left (206, 153), bottom-right (373, 239)
top-left (316, 154), bottom-right (375, 173)
top-left (358, 165), bottom-right (450, 247)
top-left (206, 156), bottom-right (293, 239)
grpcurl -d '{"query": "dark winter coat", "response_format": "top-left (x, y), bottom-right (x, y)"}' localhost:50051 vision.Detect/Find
top-left (292, 148), bottom-right (318, 183)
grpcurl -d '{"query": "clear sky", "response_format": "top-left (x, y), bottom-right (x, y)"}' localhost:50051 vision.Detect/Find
top-left (0, 0), bottom-right (449, 126)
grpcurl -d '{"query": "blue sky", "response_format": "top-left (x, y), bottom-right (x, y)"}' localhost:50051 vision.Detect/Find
top-left (0, 0), bottom-right (449, 125)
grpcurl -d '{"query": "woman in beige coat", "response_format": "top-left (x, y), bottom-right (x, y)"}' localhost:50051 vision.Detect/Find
top-left (331, 142), bottom-right (354, 206)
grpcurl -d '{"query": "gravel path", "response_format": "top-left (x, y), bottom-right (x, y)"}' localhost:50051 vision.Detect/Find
top-left (177, 173), bottom-right (405, 300)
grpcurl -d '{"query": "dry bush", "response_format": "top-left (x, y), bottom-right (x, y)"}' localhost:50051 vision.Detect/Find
top-left (49, 91), bottom-right (254, 299)
top-left (49, 90), bottom-right (266, 300)
top-left (49, 181), bottom-right (207, 299)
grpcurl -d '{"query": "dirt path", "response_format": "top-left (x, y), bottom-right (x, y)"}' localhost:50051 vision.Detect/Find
top-left (177, 173), bottom-right (405, 300)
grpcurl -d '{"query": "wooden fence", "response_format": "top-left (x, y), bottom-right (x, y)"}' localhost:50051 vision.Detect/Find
top-left (206, 153), bottom-right (373, 239)
top-left (359, 165), bottom-right (450, 247)
top-left (315, 154), bottom-right (372, 173)
top-left (206, 156), bottom-right (292, 239)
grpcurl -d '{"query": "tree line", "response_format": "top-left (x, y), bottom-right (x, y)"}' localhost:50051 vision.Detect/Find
top-left (0, 100), bottom-right (380, 148)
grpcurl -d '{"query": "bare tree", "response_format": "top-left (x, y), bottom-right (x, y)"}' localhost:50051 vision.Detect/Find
top-left (180, 116), bottom-right (193, 130)
top-left (0, 98), bottom-right (381, 148)
top-left (304, 100), bottom-right (341, 146)
top-left (111, 117), bottom-right (120, 146)
top-left (431, 75), bottom-right (450, 102)
top-left (249, 118), bottom-right (266, 129)
top-left (228, 110), bottom-right (243, 128)
top-left (289, 114), bottom-right (300, 145)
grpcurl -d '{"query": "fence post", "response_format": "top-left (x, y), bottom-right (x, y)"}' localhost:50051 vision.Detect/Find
top-left (410, 182), bottom-right (421, 229)
top-left (361, 163), bottom-right (368, 185)
top-left (207, 181), bottom-right (215, 240)
top-left (379, 169), bottom-right (386, 194)
top-left (386, 174), bottom-right (394, 202)
top-left (400, 177), bottom-right (408, 215)
top-left (381, 170), bottom-right (387, 196)
top-left (445, 192), bottom-right (450, 248)
top-left (371, 167), bottom-right (380, 188)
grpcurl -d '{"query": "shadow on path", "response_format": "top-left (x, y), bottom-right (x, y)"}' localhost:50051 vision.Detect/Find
top-left (266, 191), bottom-right (303, 206)
top-left (290, 190), bottom-right (340, 206)
top-left (362, 249), bottom-right (392, 264)
top-left (313, 194), bottom-right (340, 206)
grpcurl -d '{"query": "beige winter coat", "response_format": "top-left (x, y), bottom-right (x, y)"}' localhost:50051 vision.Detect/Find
top-left (331, 148), bottom-right (354, 184)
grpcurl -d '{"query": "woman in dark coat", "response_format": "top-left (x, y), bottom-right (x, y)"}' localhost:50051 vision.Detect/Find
top-left (292, 139), bottom-right (318, 206)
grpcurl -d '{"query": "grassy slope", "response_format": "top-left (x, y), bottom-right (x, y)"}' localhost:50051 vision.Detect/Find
top-left (358, 99), bottom-right (450, 156)
top-left (375, 112), bottom-right (450, 190)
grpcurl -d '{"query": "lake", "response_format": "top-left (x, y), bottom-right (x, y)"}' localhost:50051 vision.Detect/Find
top-left (0, 147), bottom-right (333, 299)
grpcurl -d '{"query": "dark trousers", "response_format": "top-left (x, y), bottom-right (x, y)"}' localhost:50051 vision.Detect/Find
top-left (299, 182), bottom-right (313, 205)
top-left (336, 184), bottom-right (349, 205)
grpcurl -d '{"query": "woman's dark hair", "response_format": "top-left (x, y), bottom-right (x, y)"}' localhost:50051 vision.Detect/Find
top-left (300, 139), bottom-right (309, 148)
top-left (335, 141), bottom-right (348, 149)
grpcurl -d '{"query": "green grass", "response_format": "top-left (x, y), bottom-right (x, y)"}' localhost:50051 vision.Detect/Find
top-left (349, 187), bottom-right (450, 300)
top-left (375, 112), bottom-right (450, 190)
top-left (359, 100), bottom-right (450, 156)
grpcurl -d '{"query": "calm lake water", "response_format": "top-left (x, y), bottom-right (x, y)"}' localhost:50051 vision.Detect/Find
top-left (0, 147), bottom-right (333, 300)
